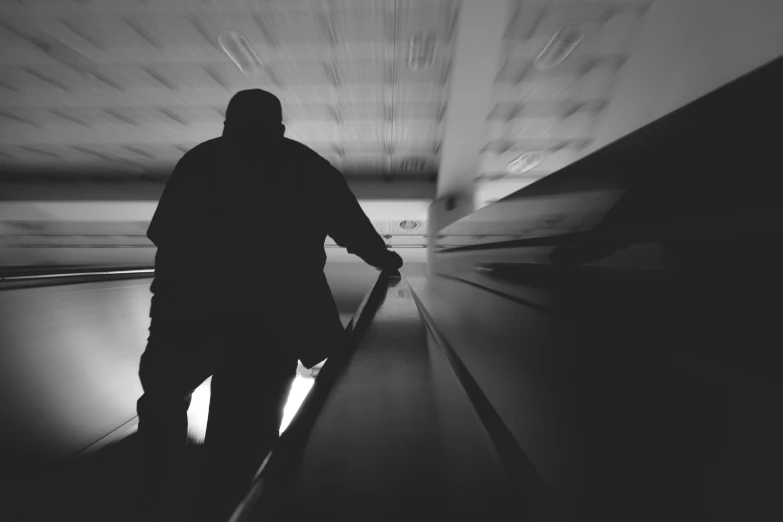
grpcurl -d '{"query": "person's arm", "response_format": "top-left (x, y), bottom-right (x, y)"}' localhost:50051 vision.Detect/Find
top-left (318, 157), bottom-right (402, 271)
top-left (147, 152), bottom-right (202, 248)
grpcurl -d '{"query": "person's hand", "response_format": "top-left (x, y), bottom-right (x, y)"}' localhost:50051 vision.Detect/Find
top-left (386, 251), bottom-right (403, 270)
top-left (375, 250), bottom-right (402, 271)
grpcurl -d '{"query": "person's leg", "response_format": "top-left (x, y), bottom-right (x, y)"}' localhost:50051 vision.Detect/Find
top-left (194, 329), bottom-right (297, 521)
top-left (136, 317), bottom-right (218, 510)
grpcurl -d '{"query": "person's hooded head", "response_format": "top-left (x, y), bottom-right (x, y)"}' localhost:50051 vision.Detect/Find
top-left (222, 89), bottom-right (285, 146)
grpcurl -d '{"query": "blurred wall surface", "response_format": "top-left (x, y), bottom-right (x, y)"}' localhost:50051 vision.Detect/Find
top-left (0, 278), bottom-right (152, 516)
top-left (587, 0), bottom-right (783, 154)
top-left (0, 257), bottom-right (416, 515)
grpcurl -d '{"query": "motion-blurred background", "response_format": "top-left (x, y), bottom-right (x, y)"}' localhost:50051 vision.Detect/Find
top-left (1, 1), bottom-right (782, 521)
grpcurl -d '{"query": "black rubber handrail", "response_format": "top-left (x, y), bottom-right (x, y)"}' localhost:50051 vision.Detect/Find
top-left (229, 269), bottom-right (399, 522)
top-left (406, 277), bottom-right (570, 522)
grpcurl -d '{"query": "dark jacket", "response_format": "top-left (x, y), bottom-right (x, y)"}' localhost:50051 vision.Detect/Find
top-left (147, 135), bottom-right (391, 366)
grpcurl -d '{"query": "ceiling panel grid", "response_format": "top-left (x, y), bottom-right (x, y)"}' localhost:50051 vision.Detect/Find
top-left (0, 0), bottom-right (458, 178)
top-left (476, 0), bottom-right (651, 200)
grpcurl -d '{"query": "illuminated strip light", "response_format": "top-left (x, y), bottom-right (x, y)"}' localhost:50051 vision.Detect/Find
top-left (0, 269), bottom-right (154, 281)
top-left (408, 30), bottom-right (438, 72)
top-left (534, 24), bottom-right (585, 71)
top-left (324, 245), bottom-right (426, 248)
top-left (219, 30), bottom-right (262, 75)
top-left (507, 151), bottom-right (545, 174)
top-left (11, 244), bottom-right (154, 248)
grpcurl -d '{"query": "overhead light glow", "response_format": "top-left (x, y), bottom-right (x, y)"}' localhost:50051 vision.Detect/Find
top-left (398, 220), bottom-right (421, 231)
top-left (535, 24), bottom-right (584, 71)
top-left (408, 30), bottom-right (438, 72)
top-left (219, 30), bottom-right (262, 75)
top-left (507, 151), bottom-right (545, 174)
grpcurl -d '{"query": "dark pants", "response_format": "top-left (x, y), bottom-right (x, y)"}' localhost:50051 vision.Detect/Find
top-left (136, 315), bottom-right (297, 521)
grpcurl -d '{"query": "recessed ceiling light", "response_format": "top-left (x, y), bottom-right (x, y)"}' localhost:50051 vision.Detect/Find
top-left (507, 151), bottom-right (545, 174)
top-left (398, 220), bottom-right (421, 231)
top-left (408, 30), bottom-right (438, 72)
top-left (535, 24), bottom-right (584, 71)
top-left (219, 30), bottom-right (262, 75)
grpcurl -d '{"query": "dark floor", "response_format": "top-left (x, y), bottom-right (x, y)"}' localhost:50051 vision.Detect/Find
top-left (16, 433), bottom-right (207, 522)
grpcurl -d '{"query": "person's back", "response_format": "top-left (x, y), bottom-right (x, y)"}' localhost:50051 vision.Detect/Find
top-left (148, 137), bottom-right (334, 305)
top-left (135, 89), bottom-right (402, 520)
top-left (147, 90), bottom-right (401, 360)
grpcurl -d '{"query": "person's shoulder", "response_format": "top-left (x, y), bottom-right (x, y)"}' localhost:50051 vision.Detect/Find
top-left (282, 138), bottom-right (345, 188)
top-left (170, 139), bottom-right (220, 172)
top-left (281, 137), bottom-right (315, 157)
top-left (181, 137), bottom-right (222, 161)
top-left (281, 138), bottom-right (333, 166)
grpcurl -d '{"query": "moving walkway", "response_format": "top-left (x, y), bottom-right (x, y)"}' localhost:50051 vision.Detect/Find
top-left (5, 56), bottom-right (781, 522)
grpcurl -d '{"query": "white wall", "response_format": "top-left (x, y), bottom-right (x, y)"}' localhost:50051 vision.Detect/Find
top-left (587, 0), bottom-right (783, 155)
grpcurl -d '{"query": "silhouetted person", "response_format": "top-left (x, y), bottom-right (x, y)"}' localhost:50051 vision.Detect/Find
top-left (135, 89), bottom-right (403, 521)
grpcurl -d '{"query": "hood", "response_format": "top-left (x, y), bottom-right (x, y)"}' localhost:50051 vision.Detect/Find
top-left (221, 89), bottom-right (286, 162)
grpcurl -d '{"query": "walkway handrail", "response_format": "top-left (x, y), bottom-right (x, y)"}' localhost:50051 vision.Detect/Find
top-left (228, 269), bottom-right (400, 522)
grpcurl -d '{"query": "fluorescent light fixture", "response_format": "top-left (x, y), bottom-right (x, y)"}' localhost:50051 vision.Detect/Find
top-left (408, 30), bottom-right (438, 72)
top-left (398, 220), bottom-right (421, 230)
top-left (507, 151), bottom-right (545, 174)
top-left (535, 24), bottom-right (584, 71)
top-left (219, 30), bottom-right (262, 75)
top-left (0, 269), bottom-right (155, 281)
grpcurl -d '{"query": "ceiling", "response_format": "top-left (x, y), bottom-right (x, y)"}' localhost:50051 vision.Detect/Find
top-left (0, 0), bottom-right (458, 178)
top-left (481, 0), bottom-right (649, 184)
top-left (0, 0), bottom-right (650, 186)
top-left (1, 0), bottom-right (782, 216)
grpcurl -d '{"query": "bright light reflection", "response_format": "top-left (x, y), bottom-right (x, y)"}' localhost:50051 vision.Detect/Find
top-left (279, 375), bottom-right (315, 434)
top-left (187, 377), bottom-right (212, 443)
top-left (186, 372), bottom-right (317, 441)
